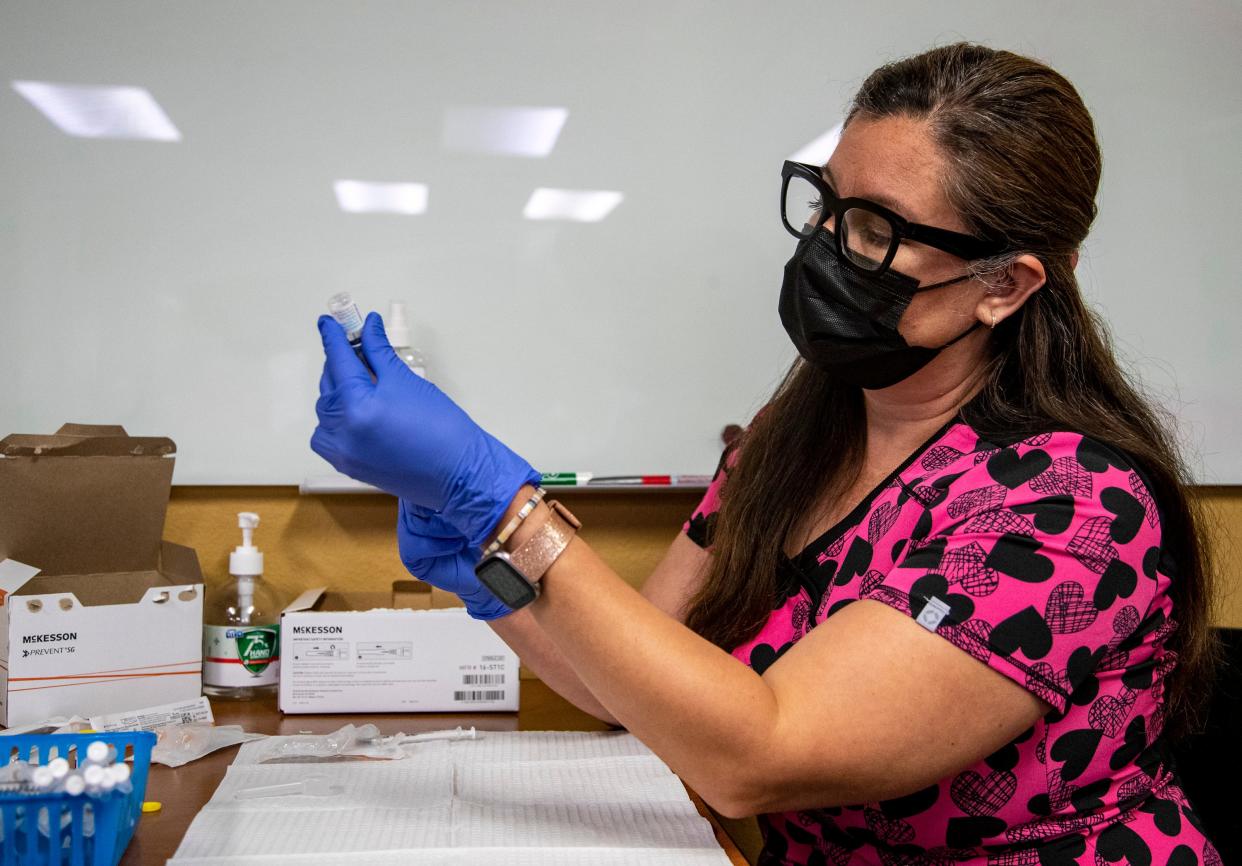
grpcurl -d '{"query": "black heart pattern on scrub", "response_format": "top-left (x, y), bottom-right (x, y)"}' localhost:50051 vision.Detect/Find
top-left (684, 424), bottom-right (1215, 865)
top-left (987, 447), bottom-right (1053, 489)
top-left (835, 536), bottom-right (874, 586)
top-left (1128, 472), bottom-right (1160, 529)
top-left (1102, 487), bottom-right (1145, 544)
top-left (909, 574), bottom-right (974, 627)
top-left (920, 444), bottom-right (964, 472)
top-left (1088, 688), bottom-right (1138, 737)
top-left (946, 483), bottom-right (1009, 520)
top-left (942, 618), bottom-right (994, 662)
top-left (949, 769), bottom-right (1017, 816)
top-left (943, 542), bottom-right (1000, 597)
top-left (1051, 727), bottom-right (1104, 781)
top-left (1076, 438), bottom-right (1132, 473)
top-left (1030, 456), bottom-right (1094, 498)
top-left (1094, 558), bottom-right (1138, 610)
top-left (1065, 645), bottom-right (1104, 705)
top-left (945, 815), bottom-right (1008, 849)
top-left (1045, 581), bottom-right (1099, 634)
top-left (990, 605), bottom-right (1054, 660)
top-left (867, 501), bottom-right (900, 542)
top-left (1096, 822), bottom-right (1153, 866)
top-left (985, 532), bottom-right (1056, 583)
top-left (862, 808), bottom-right (915, 845)
top-left (1010, 493), bottom-right (1076, 534)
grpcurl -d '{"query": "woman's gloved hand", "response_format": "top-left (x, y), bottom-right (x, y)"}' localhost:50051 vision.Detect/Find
top-left (312, 312), bottom-right (541, 549)
top-left (397, 500), bottom-right (512, 620)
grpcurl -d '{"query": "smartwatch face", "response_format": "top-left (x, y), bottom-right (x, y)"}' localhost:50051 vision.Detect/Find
top-left (475, 554), bottom-right (539, 609)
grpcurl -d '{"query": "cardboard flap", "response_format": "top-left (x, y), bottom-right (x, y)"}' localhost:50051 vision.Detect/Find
top-left (0, 423), bottom-right (176, 575)
top-left (158, 541), bottom-right (204, 584)
top-left (1, 434), bottom-right (175, 458)
top-left (0, 559), bottom-right (41, 598)
top-left (284, 587), bottom-right (327, 612)
top-left (56, 423), bottom-right (129, 436)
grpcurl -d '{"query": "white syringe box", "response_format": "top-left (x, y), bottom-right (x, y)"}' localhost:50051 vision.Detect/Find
top-left (0, 423), bottom-right (204, 729)
top-left (279, 588), bottom-right (519, 714)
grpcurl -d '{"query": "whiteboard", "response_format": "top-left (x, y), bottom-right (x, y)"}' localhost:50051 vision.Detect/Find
top-left (2, 1), bottom-right (1239, 483)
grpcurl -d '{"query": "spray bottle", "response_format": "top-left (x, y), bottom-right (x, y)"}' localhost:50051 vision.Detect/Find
top-left (387, 300), bottom-right (429, 379)
top-left (203, 512), bottom-right (282, 700)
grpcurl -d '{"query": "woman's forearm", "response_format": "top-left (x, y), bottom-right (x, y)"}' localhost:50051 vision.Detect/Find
top-left (488, 608), bottom-right (620, 725)
top-left (479, 486), bottom-right (775, 810)
top-left (527, 535), bottom-right (780, 814)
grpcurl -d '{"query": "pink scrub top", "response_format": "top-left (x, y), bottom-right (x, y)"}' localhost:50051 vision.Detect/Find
top-left (685, 419), bottom-right (1218, 866)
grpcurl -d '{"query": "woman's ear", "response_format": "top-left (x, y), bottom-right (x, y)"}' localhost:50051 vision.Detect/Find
top-left (978, 254), bottom-right (1045, 327)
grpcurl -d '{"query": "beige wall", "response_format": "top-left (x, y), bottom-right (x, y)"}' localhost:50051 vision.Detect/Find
top-left (165, 487), bottom-right (703, 613)
top-left (1197, 487), bottom-right (1242, 627)
top-left (165, 486), bottom-right (1242, 628)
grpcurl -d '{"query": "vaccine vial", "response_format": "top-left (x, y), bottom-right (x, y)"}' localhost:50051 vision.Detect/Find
top-left (85, 740), bottom-right (115, 766)
top-left (82, 765), bottom-right (106, 793)
top-left (47, 758), bottom-right (70, 782)
top-left (326, 293), bottom-right (365, 347)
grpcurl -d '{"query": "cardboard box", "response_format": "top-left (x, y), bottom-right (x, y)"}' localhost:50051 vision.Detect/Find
top-left (391, 580), bottom-right (431, 610)
top-left (280, 588), bottom-right (519, 713)
top-left (0, 423), bottom-right (204, 728)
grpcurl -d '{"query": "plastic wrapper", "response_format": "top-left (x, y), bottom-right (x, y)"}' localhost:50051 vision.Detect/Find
top-left (151, 723), bottom-right (266, 768)
top-left (251, 723), bottom-right (408, 763)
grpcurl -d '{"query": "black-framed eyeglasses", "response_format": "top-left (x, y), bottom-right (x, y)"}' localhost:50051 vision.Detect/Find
top-left (781, 160), bottom-right (1008, 275)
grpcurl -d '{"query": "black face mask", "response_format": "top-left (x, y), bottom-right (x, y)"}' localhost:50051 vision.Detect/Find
top-left (778, 228), bottom-right (980, 390)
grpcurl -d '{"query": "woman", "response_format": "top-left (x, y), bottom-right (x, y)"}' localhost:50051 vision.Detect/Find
top-left (312, 43), bottom-right (1219, 866)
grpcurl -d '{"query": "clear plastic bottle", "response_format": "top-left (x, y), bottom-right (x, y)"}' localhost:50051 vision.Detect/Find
top-left (387, 300), bottom-right (429, 379)
top-left (203, 512), bottom-right (282, 700)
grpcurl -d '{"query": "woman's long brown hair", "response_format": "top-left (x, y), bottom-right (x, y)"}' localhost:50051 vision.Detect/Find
top-left (683, 43), bottom-right (1217, 739)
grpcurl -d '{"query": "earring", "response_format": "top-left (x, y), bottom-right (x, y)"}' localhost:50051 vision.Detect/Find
top-left (989, 309), bottom-right (997, 329)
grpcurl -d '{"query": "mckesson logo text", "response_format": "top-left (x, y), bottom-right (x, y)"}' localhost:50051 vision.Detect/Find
top-left (291, 626), bottom-right (343, 634)
top-left (23, 633), bottom-right (78, 643)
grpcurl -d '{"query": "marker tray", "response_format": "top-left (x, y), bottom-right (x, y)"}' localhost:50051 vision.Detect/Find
top-left (0, 731), bottom-right (156, 866)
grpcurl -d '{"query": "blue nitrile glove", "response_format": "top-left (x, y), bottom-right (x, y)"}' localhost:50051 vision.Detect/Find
top-left (312, 312), bottom-right (541, 549)
top-left (397, 499), bottom-right (513, 620)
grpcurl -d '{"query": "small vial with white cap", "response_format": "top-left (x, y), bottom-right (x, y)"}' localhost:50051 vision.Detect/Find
top-left (108, 762), bottom-right (133, 795)
top-left (0, 760), bottom-right (33, 784)
top-left (326, 292), bottom-right (364, 345)
top-left (82, 764), bottom-right (107, 793)
top-left (47, 757), bottom-right (70, 786)
top-left (326, 292), bottom-right (372, 368)
top-left (84, 740), bottom-right (116, 767)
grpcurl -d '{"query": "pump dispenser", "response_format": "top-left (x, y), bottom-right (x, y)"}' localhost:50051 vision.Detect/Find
top-left (203, 512), bottom-right (283, 700)
top-left (387, 300), bottom-right (428, 379)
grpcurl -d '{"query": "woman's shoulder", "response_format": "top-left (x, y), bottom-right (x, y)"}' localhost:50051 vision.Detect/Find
top-left (683, 436), bottom-right (744, 547)
top-left (930, 422), bottom-right (1144, 482)
top-left (918, 422), bottom-right (1161, 538)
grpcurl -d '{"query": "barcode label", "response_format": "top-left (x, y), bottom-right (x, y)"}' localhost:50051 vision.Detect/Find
top-left (454, 690), bottom-right (506, 702)
top-left (462, 674), bottom-right (505, 685)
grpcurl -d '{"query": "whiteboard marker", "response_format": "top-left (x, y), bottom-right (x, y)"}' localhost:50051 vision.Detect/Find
top-left (541, 472), bottom-right (593, 486)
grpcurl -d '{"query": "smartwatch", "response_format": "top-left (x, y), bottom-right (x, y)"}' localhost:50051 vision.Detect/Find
top-left (474, 500), bottom-right (581, 610)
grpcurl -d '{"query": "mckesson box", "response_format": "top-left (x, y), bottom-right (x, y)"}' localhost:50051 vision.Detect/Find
top-left (279, 588), bottom-right (519, 713)
top-left (0, 424), bottom-right (204, 728)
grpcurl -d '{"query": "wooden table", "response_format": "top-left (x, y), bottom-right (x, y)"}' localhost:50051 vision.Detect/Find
top-left (120, 680), bottom-right (748, 865)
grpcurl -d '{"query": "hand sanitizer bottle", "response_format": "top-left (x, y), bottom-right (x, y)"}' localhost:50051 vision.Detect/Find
top-left (203, 512), bottom-right (282, 700)
top-left (387, 300), bottom-right (429, 379)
